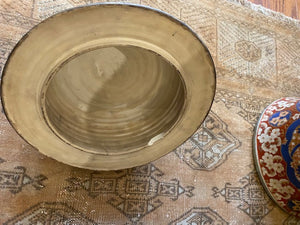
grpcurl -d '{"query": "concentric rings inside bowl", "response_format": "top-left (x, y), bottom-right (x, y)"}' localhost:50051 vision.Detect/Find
top-left (43, 45), bottom-right (185, 154)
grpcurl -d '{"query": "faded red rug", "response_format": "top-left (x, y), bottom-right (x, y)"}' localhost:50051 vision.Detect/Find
top-left (0, 0), bottom-right (299, 224)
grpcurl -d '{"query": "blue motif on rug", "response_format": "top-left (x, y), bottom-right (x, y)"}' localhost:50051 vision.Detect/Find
top-left (281, 119), bottom-right (300, 189)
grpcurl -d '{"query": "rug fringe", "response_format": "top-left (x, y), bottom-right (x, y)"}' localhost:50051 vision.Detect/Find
top-left (225, 0), bottom-right (300, 28)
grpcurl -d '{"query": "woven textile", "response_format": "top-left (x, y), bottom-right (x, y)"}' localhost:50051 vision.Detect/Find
top-left (0, 0), bottom-right (299, 224)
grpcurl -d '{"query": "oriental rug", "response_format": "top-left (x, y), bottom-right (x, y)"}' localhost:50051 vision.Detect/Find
top-left (0, 0), bottom-right (299, 224)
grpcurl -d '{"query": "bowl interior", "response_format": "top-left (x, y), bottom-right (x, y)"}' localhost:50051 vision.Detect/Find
top-left (43, 45), bottom-right (185, 154)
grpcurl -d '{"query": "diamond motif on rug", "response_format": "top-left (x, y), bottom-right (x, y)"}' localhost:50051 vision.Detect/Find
top-left (4, 202), bottom-right (96, 225)
top-left (217, 19), bottom-right (276, 82)
top-left (212, 171), bottom-right (274, 224)
top-left (175, 111), bottom-right (240, 170)
top-left (65, 164), bottom-right (194, 223)
top-left (169, 207), bottom-right (228, 225)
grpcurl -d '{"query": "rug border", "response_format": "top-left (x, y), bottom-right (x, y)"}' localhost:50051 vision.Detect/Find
top-left (226, 0), bottom-right (299, 27)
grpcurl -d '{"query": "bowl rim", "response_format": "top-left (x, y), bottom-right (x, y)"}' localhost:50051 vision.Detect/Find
top-left (1, 3), bottom-right (216, 170)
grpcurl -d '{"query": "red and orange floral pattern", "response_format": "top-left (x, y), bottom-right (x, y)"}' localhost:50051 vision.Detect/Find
top-left (254, 97), bottom-right (300, 217)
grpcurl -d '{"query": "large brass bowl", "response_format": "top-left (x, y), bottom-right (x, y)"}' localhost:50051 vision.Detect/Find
top-left (1, 4), bottom-right (216, 170)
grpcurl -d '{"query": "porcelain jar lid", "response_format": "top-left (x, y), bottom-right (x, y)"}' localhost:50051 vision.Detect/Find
top-left (254, 97), bottom-right (300, 217)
